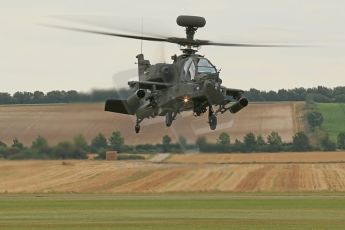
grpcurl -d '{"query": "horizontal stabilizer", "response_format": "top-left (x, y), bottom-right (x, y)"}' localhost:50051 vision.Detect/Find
top-left (105, 99), bottom-right (135, 115)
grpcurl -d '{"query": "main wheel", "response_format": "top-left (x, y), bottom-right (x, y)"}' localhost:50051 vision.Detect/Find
top-left (165, 112), bottom-right (173, 127)
top-left (135, 124), bottom-right (140, 133)
top-left (209, 114), bottom-right (217, 130)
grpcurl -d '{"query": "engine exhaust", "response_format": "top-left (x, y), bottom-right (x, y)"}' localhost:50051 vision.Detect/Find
top-left (127, 89), bottom-right (146, 112)
top-left (136, 89), bottom-right (146, 98)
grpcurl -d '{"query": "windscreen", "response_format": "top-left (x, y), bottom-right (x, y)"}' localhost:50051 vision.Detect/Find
top-left (197, 58), bottom-right (216, 74)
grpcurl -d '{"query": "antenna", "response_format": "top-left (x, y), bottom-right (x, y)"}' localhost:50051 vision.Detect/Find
top-left (140, 16), bottom-right (143, 54)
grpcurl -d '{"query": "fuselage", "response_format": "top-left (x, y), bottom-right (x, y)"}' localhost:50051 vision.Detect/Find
top-left (133, 54), bottom-right (228, 118)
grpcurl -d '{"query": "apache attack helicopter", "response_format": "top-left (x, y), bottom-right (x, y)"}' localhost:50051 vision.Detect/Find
top-left (50, 15), bottom-right (295, 133)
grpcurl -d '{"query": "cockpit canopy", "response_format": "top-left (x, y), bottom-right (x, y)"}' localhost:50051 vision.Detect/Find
top-left (197, 58), bottom-right (217, 74)
top-left (181, 56), bottom-right (217, 81)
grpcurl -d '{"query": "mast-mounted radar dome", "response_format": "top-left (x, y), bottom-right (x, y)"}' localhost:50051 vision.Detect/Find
top-left (176, 15), bottom-right (206, 28)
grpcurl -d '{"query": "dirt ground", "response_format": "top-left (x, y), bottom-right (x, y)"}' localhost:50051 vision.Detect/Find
top-left (167, 152), bottom-right (345, 164)
top-left (1, 152), bottom-right (345, 193)
top-left (0, 102), bottom-right (301, 145)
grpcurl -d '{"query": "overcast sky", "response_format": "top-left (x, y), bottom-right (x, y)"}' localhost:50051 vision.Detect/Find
top-left (1, 0), bottom-right (345, 94)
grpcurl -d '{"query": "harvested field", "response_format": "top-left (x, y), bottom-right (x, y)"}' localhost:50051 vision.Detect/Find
top-left (167, 152), bottom-right (345, 164)
top-left (0, 102), bottom-right (301, 145)
top-left (1, 154), bottom-right (345, 193)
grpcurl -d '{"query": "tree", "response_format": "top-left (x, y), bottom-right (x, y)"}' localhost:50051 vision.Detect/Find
top-left (267, 132), bottom-right (283, 152)
top-left (0, 140), bottom-right (7, 148)
top-left (12, 92), bottom-right (33, 104)
top-left (33, 91), bottom-right (45, 103)
top-left (66, 90), bottom-right (79, 102)
top-left (31, 135), bottom-right (50, 157)
top-left (178, 136), bottom-right (187, 151)
top-left (243, 133), bottom-right (257, 152)
top-left (6, 138), bottom-right (26, 158)
top-left (12, 138), bottom-right (24, 150)
top-left (256, 135), bottom-right (266, 146)
top-left (217, 132), bottom-right (230, 145)
top-left (31, 136), bottom-right (48, 150)
top-left (90, 133), bottom-right (108, 152)
top-left (0, 146), bottom-right (7, 158)
top-left (162, 135), bottom-right (172, 145)
top-left (277, 89), bottom-right (289, 101)
top-left (337, 132), bottom-right (345, 149)
top-left (74, 135), bottom-right (89, 152)
top-left (46, 90), bottom-right (66, 103)
top-left (109, 131), bottom-right (124, 152)
top-left (196, 136), bottom-right (207, 151)
top-left (232, 139), bottom-right (244, 152)
top-left (196, 136), bottom-right (206, 146)
top-left (162, 135), bottom-right (172, 152)
top-left (53, 141), bottom-right (86, 159)
top-left (292, 132), bottom-right (312, 151)
top-left (0, 141), bottom-right (8, 158)
top-left (0, 93), bottom-right (12, 104)
top-left (320, 136), bottom-right (336, 151)
top-left (334, 94), bottom-right (345, 102)
top-left (307, 111), bottom-right (324, 129)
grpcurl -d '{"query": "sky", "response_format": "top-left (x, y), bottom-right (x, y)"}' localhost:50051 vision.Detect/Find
top-left (1, 0), bottom-right (345, 94)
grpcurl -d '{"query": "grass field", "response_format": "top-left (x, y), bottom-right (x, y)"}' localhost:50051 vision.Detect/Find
top-left (317, 103), bottom-right (345, 142)
top-left (1, 194), bottom-right (345, 230)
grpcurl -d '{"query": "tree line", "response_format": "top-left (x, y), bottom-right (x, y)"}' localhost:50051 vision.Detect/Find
top-left (1, 130), bottom-right (345, 160)
top-left (0, 89), bottom-right (130, 105)
top-left (0, 132), bottom-right (123, 160)
top-left (1, 86), bottom-right (345, 105)
top-left (245, 86), bottom-right (345, 102)
top-left (196, 131), bottom-right (345, 153)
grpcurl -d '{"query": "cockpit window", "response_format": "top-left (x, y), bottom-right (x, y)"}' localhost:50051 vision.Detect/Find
top-left (197, 58), bottom-right (216, 74)
top-left (182, 57), bottom-right (196, 80)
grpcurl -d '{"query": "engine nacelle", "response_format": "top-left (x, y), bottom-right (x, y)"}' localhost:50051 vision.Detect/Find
top-left (229, 97), bottom-right (248, 114)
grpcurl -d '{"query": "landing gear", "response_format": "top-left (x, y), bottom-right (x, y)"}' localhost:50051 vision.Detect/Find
top-left (165, 112), bottom-right (173, 127)
top-left (135, 118), bottom-right (143, 133)
top-left (208, 106), bottom-right (217, 130)
top-left (165, 111), bottom-right (177, 127)
top-left (135, 124), bottom-right (140, 133)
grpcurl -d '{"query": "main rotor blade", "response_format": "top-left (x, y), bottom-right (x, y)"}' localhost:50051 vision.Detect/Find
top-left (200, 41), bottom-right (305, 47)
top-left (48, 15), bottom-right (179, 40)
top-left (42, 24), bottom-right (310, 48)
top-left (43, 24), bottom-right (169, 42)
top-left (166, 38), bottom-right (307, 47)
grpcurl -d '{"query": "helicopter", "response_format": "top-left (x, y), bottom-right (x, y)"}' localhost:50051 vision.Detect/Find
top-left (49, 15), bottom-right (296, 133)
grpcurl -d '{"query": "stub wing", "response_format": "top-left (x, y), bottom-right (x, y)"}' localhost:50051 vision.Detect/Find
top-left (128, 81), bottom-right (172, 90)
top-left (104, 99), bottom-right (135, 115)
top-left (225, 88), bottom-right (244, 98)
